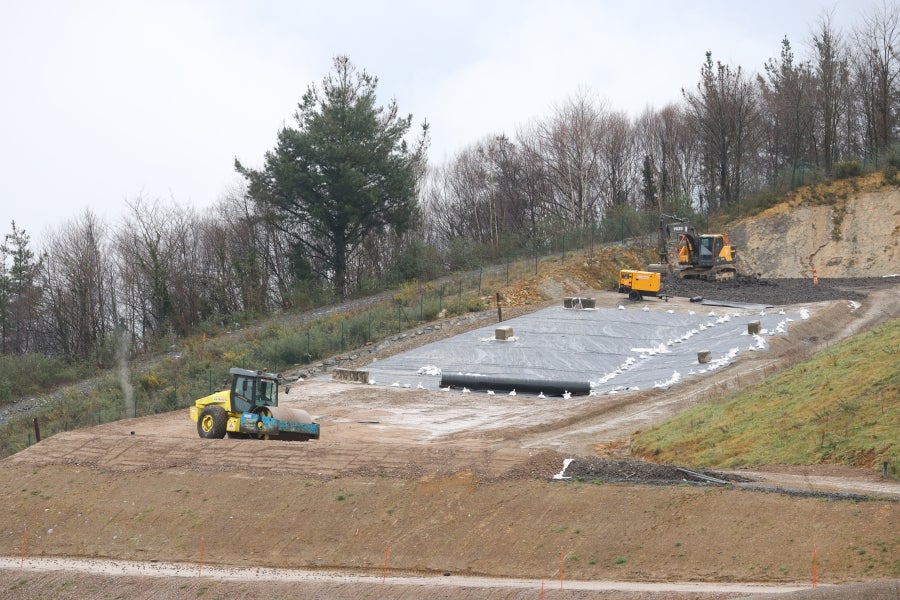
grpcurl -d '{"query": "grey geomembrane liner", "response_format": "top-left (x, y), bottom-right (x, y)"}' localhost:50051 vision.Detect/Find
top-left (362, 304), bottom-right (806, 397)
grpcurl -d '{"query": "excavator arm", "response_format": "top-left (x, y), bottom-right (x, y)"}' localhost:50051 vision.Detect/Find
top-left (656, 214), bottom-right (700, 268)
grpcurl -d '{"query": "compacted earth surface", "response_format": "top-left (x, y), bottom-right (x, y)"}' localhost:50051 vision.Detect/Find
top-left (0, 277), bottom-right (897, 599)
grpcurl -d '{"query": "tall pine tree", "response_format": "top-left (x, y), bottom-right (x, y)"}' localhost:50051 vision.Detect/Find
top-left (1, 222), bottom-right (41, 354)
top-left (236, 56), bottom-right (428, 299)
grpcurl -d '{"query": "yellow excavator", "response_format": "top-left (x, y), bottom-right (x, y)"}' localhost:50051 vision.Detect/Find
top-left (649, 214), bottom-right (737, 281)
top-left (189, 367), bottom-right (319, 441)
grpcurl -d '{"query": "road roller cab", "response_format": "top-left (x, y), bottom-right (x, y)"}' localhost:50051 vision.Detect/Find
top-left (189, 367), bottom-right (320, 441)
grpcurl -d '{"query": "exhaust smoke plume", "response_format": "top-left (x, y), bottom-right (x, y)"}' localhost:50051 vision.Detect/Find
top-left (117, 325), bottom-right (134, 418)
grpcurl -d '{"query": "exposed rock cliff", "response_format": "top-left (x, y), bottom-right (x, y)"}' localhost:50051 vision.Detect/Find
top-left (730, 174), bottom-right (900, 278)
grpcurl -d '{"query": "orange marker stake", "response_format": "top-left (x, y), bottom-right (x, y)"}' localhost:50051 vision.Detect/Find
top-left (540, 579), bottom-right (545, 599)
top-left (560, 548), bottom-right (565, 590)
top-left (813, 269), bottom-right (819, 286)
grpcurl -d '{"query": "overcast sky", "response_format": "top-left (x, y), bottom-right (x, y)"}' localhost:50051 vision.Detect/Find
top-left (0, 0), bottom-right (884, 245)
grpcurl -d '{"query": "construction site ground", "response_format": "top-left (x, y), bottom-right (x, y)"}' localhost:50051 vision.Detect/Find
top-left (1, 274), bottom-right (898, 599)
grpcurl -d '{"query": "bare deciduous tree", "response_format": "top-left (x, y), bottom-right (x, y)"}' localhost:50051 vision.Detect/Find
top-left (598, 110), bottom-right (638, 210)
top-left (525, 90), bottom-right (606, 225)
top-left (683, 52), bottom-right (762, 208)
top-left (39, 211), bottom-right (115, 358)
top-left (851, 1), bottom-right (900, 163)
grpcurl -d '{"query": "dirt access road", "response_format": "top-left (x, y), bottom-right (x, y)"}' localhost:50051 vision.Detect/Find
top-left (0, 288), bottom-right (898, 599)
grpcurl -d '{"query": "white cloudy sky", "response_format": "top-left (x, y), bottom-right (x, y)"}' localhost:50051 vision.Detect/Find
top-left (0, 0), bottom-right (884, 245)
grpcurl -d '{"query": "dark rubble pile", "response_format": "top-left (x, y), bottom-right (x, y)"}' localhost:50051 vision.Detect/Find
top-left (561, 457), bottom-right (750, 485)
top-left (556, 458), bottom-right (894, 501)
top-left (660, 276), bottom-right (898, 306)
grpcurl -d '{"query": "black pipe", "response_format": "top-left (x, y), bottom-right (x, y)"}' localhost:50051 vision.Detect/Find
top-left (439, 373), bottom-right (590, 397)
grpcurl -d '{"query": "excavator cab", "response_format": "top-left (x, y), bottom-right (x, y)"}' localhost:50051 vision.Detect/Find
top-left (698, 235), bottom-right (718, 267)
top-left (699, 234), bottom-right (735, 267)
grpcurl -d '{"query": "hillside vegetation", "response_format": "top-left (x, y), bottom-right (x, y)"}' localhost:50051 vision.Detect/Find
top-left (632, 318), bottom-right (900, 474)
top-left (0, 246), bottom-right (648, 457)
top-left (2, 176), bottom-right (897, 475)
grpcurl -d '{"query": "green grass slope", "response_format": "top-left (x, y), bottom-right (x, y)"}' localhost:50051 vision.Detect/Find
top-left (632, 318), bottom-right (900, 476)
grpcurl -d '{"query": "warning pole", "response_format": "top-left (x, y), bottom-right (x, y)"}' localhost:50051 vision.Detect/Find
top-left (198, 537), bottom-right (204, 577)
top-left (560, 548), bottom-right (565, 589)
top-left (383, 544), bottom-right (389, 583)
top-left (813, 268), bottom-right (819, 286)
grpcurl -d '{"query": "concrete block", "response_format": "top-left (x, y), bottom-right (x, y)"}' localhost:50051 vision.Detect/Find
top-left (698, 350), bottom-right (712, 364)
top-left (495, 326), bottom-right (514, 340)
top-left (332, 368), bottom-right (370, 383)
top-left (748, 320), bottom-right (761, 335)
top-left (563, 297), bottom-right (595, 309)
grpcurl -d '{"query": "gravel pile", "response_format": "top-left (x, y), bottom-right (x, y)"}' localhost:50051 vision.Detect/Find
top-left (660, 276), bottom-right (898, 306)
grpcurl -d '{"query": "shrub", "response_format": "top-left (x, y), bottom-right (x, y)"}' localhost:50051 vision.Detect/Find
top-left (834, 161), bottom-right (863, 179)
